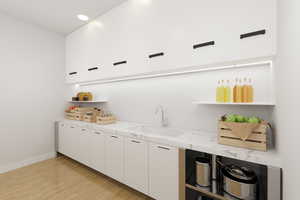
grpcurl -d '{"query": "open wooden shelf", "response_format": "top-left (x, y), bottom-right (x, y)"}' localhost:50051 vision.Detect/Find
top-left (68, 100), bottom-right (107, 103)
top-left (192, 101), bottom-right (275, 106)
top-left (186, 183), bottom-right (228, 200)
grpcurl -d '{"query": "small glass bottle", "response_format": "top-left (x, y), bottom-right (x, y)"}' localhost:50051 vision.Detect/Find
top-left (225, 80), bottom-right (231, 102)
top-left (216, 80), bottom-right (221, 102)
top-left (242, 78), bottom-right (248, 103)
top-left (248, 78), bottom-right (254, 103)
top-left (221, 80), bottom-right (226, 102)
top-left (233, 78), bottom-right (238, 103)
top-left (235, 79), bottom-right (243, 103)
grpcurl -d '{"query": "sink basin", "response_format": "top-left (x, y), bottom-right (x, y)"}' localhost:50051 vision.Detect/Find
top-left (129, 126), bottom-right (184, 137)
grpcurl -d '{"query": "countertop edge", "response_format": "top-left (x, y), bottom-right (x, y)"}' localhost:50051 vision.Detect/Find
top-left (56, 119), bottom-right (282, 168)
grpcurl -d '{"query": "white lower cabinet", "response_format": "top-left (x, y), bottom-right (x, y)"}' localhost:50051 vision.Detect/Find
top-left (77, 128), bottom-right (91, 166)
top-left (89, 130), bottom-right (106, 173)
top-left (58, 122), bottom-right (180, 200)
top-left (58, 123), bottom-right (79, 160)
top-left (149, 143), bottom-right (179, 200)
top-left (68, 126), bottom-right (80, 162)
top-left (58, 123), bottom-right (68, 155)
top-left (124, 138), bottom-right (148, 194)
top-left (105, 134), bottom-right (124, 182)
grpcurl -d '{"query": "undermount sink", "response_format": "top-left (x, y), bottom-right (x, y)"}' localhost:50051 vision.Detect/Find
top-left (129, 126), bottom-right (184, 137)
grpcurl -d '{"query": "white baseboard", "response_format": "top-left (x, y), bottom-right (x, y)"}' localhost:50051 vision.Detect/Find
top-left (0, 152), bottom-right (57, 174)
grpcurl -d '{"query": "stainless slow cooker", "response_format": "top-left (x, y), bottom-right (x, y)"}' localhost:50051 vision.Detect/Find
top-left (221, 164), bottom-right (258, 200)
top-left (195, 157), bottom-right (211, 187)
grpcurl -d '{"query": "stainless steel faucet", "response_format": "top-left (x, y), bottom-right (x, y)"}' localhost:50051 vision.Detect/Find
top-left (155, 105), bottom-right (168, 127)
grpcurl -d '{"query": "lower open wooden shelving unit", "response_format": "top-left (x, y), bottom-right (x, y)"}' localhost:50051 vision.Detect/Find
top-left (186, 183), bottom-right (228, 200)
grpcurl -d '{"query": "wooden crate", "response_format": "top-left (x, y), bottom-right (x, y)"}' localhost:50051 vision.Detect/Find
top-left (74, 112), bottom-right (85, 121)
top-left (65, 112), bottom-right (76, 120)
top-left (96, 116), bottom-right (117, 125)
top-left (83, 114), bottom-right (97, 123)
top-left (74, 107), bottom-right (95, 112)
top-left (218, 121), bottom-right (268, 151)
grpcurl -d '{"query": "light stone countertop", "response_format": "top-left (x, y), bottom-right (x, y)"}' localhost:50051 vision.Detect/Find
top-left (57, 119), bottom-right (282, 168)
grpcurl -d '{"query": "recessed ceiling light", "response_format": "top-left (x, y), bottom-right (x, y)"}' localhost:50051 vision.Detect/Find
top-left (140, 0), bottom-right (152, 5)
top-left (77, 14), bottom-right (89, 21)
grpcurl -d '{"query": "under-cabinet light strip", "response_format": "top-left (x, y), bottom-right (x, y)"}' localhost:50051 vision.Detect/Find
top-left (78, 60), bottom-right (272, 86)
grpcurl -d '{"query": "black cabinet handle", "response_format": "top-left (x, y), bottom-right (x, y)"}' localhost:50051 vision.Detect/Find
top-left (111, 135), bottom-right (119, 139)
top-left (193, 41), bottom-right (215, 49)
top-left (88, 67), bottom-right (98, 71)
top-left (157, 146), bottom-right (170, 150)
top-left (240, 29), bottom-right (266, 39)
top-left (94, 131), bottom-right (102, 135)
top-left (149, 52), bottom-right (164, 59)
top-left (69, 72), bottom-right (77, 75)
top-left (113, 61), bottom-right (127, 66)
top-left (131, 140), bottom-right (141, 144)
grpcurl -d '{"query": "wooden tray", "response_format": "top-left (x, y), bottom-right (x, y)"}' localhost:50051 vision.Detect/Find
top-left (218, 121), bottom-right (268, 151)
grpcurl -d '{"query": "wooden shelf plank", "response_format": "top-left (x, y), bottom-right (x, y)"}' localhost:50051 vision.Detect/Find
top-left (186, 184), bottom-right (228, 200)
top-left (192, 101), bottom-right (275, 106)
top-left (68, 100), bottom-right (107, 103)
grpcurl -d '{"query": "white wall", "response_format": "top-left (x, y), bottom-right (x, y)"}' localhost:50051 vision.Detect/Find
top-left (71, 64), bottom-right (274, 133)
top-left (0, 12), bottom-right (65, 173)
top-left (276, 0), bottom-right (300, 199)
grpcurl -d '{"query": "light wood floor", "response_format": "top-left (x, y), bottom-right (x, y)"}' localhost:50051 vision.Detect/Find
top-left (0, 156), bottom-right (152, 200)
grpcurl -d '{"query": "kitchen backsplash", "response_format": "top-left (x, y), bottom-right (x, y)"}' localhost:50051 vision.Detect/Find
top-left (67, 69), bottom-right (273, 133)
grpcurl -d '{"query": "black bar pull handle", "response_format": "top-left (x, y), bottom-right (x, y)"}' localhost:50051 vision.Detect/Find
top-left (240, 29), bottom-right (266, 39)
top-left (131, 140), bottom-right (141, 144)
top-left (193, 41), bottom-right (215, 49)
top-left (149, 52), bottom-right (164, 59)
top-left (69, 72), bottom-right (77, 75)
top-left (113, 61), bottom-right (127, 66)
top-left (88, 67), bottom-right (98, 71)
top-left (157, 146), bottom-right (170, 151)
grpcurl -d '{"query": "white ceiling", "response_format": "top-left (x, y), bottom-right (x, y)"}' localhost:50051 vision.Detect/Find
top-left (0, 0), bottom-right (127, 35)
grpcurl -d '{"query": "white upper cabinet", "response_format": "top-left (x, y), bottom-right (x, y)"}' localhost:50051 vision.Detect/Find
top-left (65, 28), bottom-right (88, 83)
top-left (65, 0), bottom-right (277, 83)
top-left (169, 0), bottom-right (276, 68)
top-left (233, 0), bottom-right (277, 60)
top-left (103, 2), bottom-right (149, 78)
top-left (176, 0), bottom-right (239, 68)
